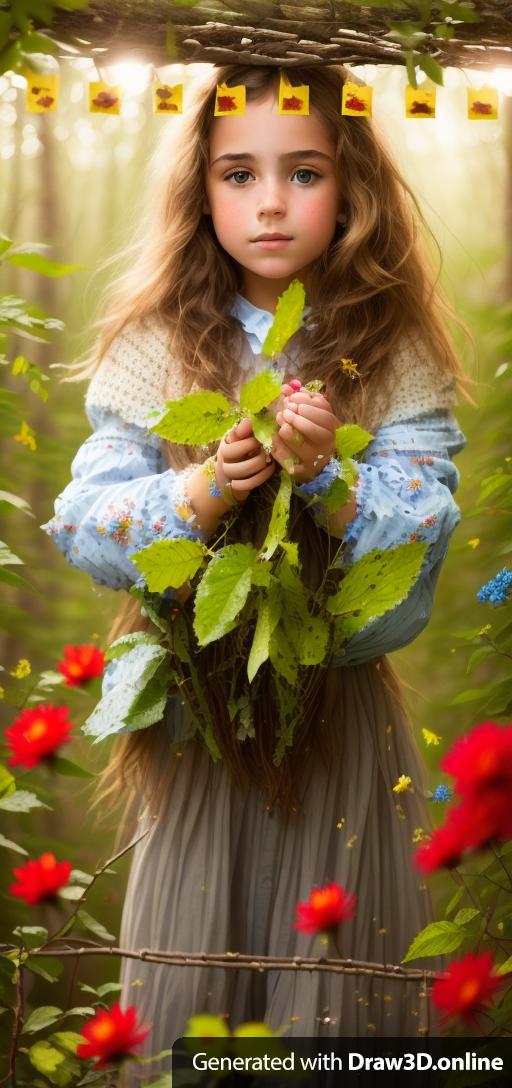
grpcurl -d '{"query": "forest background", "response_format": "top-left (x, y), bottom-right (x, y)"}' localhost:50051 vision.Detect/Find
top-left (0, 53), bottom-right (511, 1040)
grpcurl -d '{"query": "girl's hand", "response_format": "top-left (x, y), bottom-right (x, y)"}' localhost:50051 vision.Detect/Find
top-left (272, 383), bottom-right (340, 483)
top-left (216, 417), bottom-right (275, 502)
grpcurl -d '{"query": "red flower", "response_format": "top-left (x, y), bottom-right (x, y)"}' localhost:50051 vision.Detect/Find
top-left (9, 852), bottom-right (72, 904)
top-left (57, 644), bottom-right (105, 686)
top-left (414, 805), bottom-right (470, 873)
top-left (431, 952), bottom-right (506, 1025)
top-left (294, 882), bottom-right (356, 934)
top-left (77, 1004), bottom-right (151, 1068)
top-left (5, 704), bottom-right (73, 768)
top-left (441, 721), bottom-right (512, 799)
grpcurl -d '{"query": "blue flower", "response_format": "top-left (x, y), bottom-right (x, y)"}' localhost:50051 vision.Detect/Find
top-left (476, 567), bottom-right (512, 606)
top-left (432, 784), bottom-right (452, 803)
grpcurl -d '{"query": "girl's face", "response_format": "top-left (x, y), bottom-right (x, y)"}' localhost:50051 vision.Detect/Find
top-left (204, 91), bottom-right (343, 313)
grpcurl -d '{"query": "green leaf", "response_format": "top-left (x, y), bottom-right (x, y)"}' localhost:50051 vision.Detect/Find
top-left (76, 909), bottom-right (115, 943)
top-left (6, 250), bottom-right (80, 277)
top-left (26, 956), bottom-right (64, 983)
top-left (96, 981), bottom-right (123, 998)
top-left (269, 621), bottom-right (298, 685)
top-left (335, 424), bottom-right (373, 459)
top-left (453, 907), bottom-right (480, 926)
top-left (406, 50), bottom-right (417, 89)
top-left (418, 54), bottom-right (444, 86)
top-left (261, 280), bottom-right (306, 359)
top-left (251, 561), bottom-right (272, 587)
top-left (19, 30), bottom-right (59, 55)
top-left (259, 469), bottom-right (292, 561)
top-left (247, 597), bottom-right (271, 683)
top-left (82, 643), bottom-right (169, 741)
top-left (444, 886), bottom-right (464, 917)
top-left (122, 659), bottom-right (170, 731)
top-left (0, 789), bottom-right (50, 812)
top-left (402, 921), bottom-right (465, 963)
top-left (0, 763), bottom-right (16, 799)
top-left (240, 368), bottom-right (283, 414)
top-left (0, 540), bottom-right (23, 565)
top-left (194, 543), bottom-right (257, 647)
top-left (321, 476), bottom-right (350, 514)
top-left (0, 833), bottom-right (28, 855)
top-left (58, 885), bottom-right (85, 901)
top-left (50, 1031), bottom-right (84, 1054)
top-left (497, 955), bottom-right (512, 976)
top-left (326, 542), bottom-right (428, 636)
top-left (0, 489), bottom-right (34, 515)
top-left (13, 926), bottom-right (48, 947)
top-left (278, 559), bottom-right (328, 665)
top-left (52, 757), bottom-right (93, 778)
top-left (151, 391), bottom-right (238, 444)
top-left (28, 1040), bottom-right (66, 1077)
top-left (131, 538), bottom-right (207, 592)
top-left (280, 540), bottom-right (299, 567)
top-left (22, 1006), bottom-right (63, 1035)
top-left (249, 407), bottom-right (278, 449)
top-left (105, 630), bottom-right (161, 661)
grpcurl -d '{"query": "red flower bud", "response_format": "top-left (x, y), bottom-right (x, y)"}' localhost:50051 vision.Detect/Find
top-left (77, 1004), bottom-right (151, 1068)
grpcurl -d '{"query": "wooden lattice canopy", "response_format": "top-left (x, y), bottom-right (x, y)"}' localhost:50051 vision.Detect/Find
top-left (52, 1), bottom-right (512, 71)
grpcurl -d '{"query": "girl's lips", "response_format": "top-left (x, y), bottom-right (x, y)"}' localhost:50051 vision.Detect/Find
top-left (252, 238), bottom-right (292, 249)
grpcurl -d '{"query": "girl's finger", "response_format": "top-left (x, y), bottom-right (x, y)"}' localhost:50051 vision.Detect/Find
top-left (225, 451), bottom-right (273, 480)
top-left (280, 410), bottom-right (336, 446)
top-left (283, 401), bottom-right (338, 431)
top-left (222, 435), bottom-right (261, 462)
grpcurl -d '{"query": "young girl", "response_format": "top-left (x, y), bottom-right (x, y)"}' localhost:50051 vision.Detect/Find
top-left (42, 63), bottom-right (472, 1073)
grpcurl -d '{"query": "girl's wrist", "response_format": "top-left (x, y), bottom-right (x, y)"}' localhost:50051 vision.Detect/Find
top-left (293, 455), bottom-right (339, 497)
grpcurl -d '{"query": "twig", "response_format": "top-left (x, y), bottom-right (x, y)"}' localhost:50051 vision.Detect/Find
top-left (27, 944), bottom-right (444, 982)
top-left (4, 964), bottom-right (24, 1088)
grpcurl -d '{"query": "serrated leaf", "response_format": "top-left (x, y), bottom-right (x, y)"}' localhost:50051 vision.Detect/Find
top-left (22, 1006), bottom-right (63, 1034)
top-left (240, 368), bottom-right (283, 414)
top-left (326, 542), bottom-right (428, 636)
top-left (402, 921), bottom-right (465, 963)
top-left (123, 659), bottom-right (170, 731)
top-left (132, 538), bottom-right (206, 592)
top-left (0, 789), bottom-right (50, 812)
top-left (193, 543), bottom-right (257, 647)
top-left (335, 424), bottom-right (373, 459)
top-left (261, 280), bottom-right (306, 358)
top-left (247, 597), bottom-right (271, 683)
top-left (151, 391), bottom-right (238, 444)
top-left (105, 631), bottom-right (160, 661)
top-left (77, 909), bottom-right (115, 943)
top-left (259, 469), bottom-right (292, 561)
top-left (453, 907), bottom-right (480, 926)
top-left (269, 621), bottom-right (298, 685)
top-left (82, 643), bottom-right (169, 741)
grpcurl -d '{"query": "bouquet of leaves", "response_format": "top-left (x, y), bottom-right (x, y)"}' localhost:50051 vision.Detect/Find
top-left (83, 281), bottom-right (428, 765)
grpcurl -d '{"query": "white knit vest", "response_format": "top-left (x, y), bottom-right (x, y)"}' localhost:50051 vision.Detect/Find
top-left (85, 314), bottom-right (458, 432)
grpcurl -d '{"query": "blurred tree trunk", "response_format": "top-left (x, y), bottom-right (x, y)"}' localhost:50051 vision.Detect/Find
top-left (504, 96), bottom-right (512, 303)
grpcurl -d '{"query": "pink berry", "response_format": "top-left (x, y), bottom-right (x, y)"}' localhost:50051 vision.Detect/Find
top-left (289, 379), bottom-right (302, 392)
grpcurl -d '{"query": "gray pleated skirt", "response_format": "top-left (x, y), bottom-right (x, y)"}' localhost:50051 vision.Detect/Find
top-left (119, 660), bottom-right (442, 1084)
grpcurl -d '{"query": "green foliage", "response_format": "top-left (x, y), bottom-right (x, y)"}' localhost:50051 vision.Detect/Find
top-left (402, 920), bottom-right (466, 962)
top-left (260, 279), bottom-right (306, 359)
top-left (131, 538), bottom-right (207, 592)
top-left (0, 0), bottom-right (89, 77)
top-left (327, 541), bottom-right (428, 637)
top-left (151, 389), bottom-right (238, 444)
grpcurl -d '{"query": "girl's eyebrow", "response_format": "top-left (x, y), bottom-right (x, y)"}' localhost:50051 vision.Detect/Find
top-left (210, 150), bottom-right (334, 167)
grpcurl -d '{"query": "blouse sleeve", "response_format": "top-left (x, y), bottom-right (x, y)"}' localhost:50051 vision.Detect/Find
top-left (296, 411), bottom-right (467, 666)
top-left (40, 403), bottom-right (207, 592)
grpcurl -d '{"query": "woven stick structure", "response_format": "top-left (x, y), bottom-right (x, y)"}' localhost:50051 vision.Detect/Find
top-left (52, 1), bottom-right (512, 70)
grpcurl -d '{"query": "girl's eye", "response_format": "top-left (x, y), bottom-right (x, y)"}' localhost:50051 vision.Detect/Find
top-left (224, 168), bottom-right (319, 185)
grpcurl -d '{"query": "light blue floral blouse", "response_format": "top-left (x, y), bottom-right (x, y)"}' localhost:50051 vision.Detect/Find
top-left (41, 294), bottom-right (467, 670)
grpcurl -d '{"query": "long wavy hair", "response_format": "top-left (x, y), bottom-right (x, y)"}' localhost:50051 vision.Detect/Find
top-left (67, 63), bottom-right (475, 824)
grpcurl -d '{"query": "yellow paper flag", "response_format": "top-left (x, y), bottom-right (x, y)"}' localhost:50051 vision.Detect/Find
top-left (214, 83), bottom-right (246, 116)
top-left (342, 82), bottom-right (372, 118)
top-left (153, 81), bottom-right (183, 115)
top-left (26, 73), bottom-right (59, 113)
top-left (405, 85), bottom-right (436, 119)
top-left (278, 72), bottom-right (309, 115)
top-left (467, 87), bottom-right (499, 120)
top-left (89, 81), bottom-right (121, 115)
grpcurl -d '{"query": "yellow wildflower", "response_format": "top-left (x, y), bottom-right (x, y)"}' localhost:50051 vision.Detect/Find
top-left (340, 357), bottom-right (359, 379)
top-left (422, 727), bottom-right (441, 747)
top-left (13, 421), bottom-right (37, 451)
top-left (412, 827), bottom-right (428, 844)
top-left (10, 658), bottom-right (31, 679)
top-left (393, 774), bottom-right (412, 794)
top-left (468, 538), bottom-right (480, 549)
top-left (479, 624), bottom-right (492, 636)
